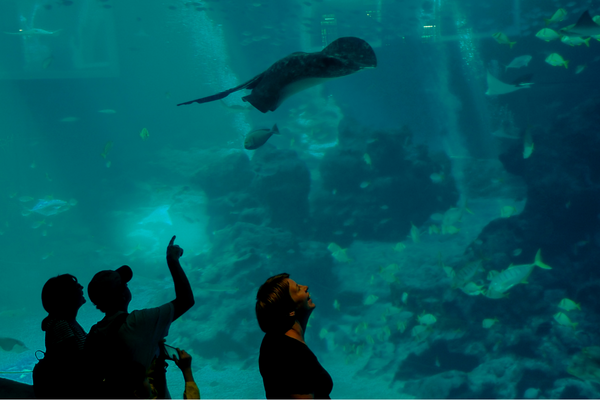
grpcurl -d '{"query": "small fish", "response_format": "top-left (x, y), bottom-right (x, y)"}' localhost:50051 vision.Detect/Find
top-left (460, 282), bottom-right (485, 296)
top-left (505, 55), bottom-right (532, 71)
top-left (558, 298), bottom-right (580, 311)
top-left (482, 318), bottom-right (499, 329)
top-left (18, 196), bottom-right (34, 202)
top-left (319, 328), bottom-right (328, 339)
top-left (98, 109), bottom-right (117, 114)
top-left (363, 153), bottom-right (372, 166)
top-left (535, 28), bottom-right (561, 42)
top-left (401, 292), bottom-right (409, 304)
top-left (394, 243), bottom-right (406, 252)
top-left (244, 124), bottom-right (280, 150)
top-left (523, 131), bottom-right (534, 159)
top-left (418, 313), bottom-right (437, 325)
top-left (354, 322), bottom-right (368, 334)
top-left (333, 299), bottom-right (340, 311)
top-left (492, 32), bottom-right (516, 48)
top-left (428, 225), bottom-right (440, 235)
top-left (411, 324), bottom-right (429, 341)
top-left (501, 205), bottom-right (517, 218)
top-left (140, 128), bottom-right (149, 140)
top-left (410, 222), bottom-right (420, 243)
top-left (327, 242), bottom-right (351, 263)
top-left (60, 116), bottom-right (79, 122)
top-left (545, 8), bottom-right (567, 25)
top-left (575, 65), bottom-right (587, 74)
top-left (5, 28), bottom-right (62, 36)
top-left (364, 294), bottom-right (379, 305)
top-left (512, 248), bottom-right (522, 256)
top-left (359, 181), bottom-right (370, 189)
top-left (561, 35), bottom-right (591, 47)
top-left (430, 172), bottom-right (444, 183)
top-left (42, 55), bottom-right (53, 69)
top-left (545, 53), bottom-right (569, 68)
top-left (101, 141), bottom-right (113, 158)
top-left (553, 312), bottom-right (577, 328)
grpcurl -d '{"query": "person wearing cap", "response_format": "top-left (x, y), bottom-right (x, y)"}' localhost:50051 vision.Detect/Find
top-left (256, 273), bottom-right (333, 399)
top-left (85, 235), bottom-right (195, 398)
top-left (34, 274), bottom-right (87, 398)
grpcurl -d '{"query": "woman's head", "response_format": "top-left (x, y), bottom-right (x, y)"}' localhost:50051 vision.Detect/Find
top-left (256, 273), bottom-right (296, 333)
top-left (41, 274), bottom-right (85, 317)
top-left (255, 273), bottom-right (315, 333)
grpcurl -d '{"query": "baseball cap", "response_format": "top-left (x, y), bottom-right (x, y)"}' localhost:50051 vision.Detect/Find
top-left (88, 265), bottom-right (133, 308)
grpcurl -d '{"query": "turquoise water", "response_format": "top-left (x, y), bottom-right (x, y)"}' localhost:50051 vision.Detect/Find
top-left (1, 0), bottom-right (600, 398)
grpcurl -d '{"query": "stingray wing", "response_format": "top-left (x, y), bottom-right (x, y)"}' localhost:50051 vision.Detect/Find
top-left (177, 73), bottom-right (264, 106)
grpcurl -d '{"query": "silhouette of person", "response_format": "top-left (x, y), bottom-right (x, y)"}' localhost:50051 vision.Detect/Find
top-left (35, 274), bottom-right (87, 398)
top-left (85, 235), bottom-right (195, 398)
top-left (256, 273), bottom-right (333, 399)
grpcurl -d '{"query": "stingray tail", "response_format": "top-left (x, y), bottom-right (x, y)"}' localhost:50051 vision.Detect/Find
top-left (177, 74), bottom-right (263, 107)
top-left (272, 124), bottom-right (280, 134)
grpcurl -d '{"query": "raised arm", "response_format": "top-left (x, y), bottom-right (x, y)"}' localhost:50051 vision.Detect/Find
top-left (166, 236), bottom-right (195, 321)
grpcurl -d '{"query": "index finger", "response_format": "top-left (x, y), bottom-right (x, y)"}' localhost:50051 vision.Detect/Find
top-left (169, 235), bottom-right (176, 246)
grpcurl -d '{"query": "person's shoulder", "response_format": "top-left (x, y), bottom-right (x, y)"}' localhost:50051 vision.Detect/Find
top-left (128, 303), bottom-right (174, 323)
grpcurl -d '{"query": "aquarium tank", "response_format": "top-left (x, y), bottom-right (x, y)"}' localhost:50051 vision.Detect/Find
top-left (1, 0), bottom-right (600, 398)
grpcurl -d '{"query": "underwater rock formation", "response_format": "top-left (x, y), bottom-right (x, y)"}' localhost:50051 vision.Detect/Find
top-left (312, 118), bottom-right (459, 244)
top-left (192, 146), bottom-right (311, 235)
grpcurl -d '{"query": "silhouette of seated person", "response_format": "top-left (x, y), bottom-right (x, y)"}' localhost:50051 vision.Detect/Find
top-left (256, 273), bottom-right (333, 399)
top-left (84, 236), bottom-right (195, 398)
top-left (35, 274), bottom-right (87, 398)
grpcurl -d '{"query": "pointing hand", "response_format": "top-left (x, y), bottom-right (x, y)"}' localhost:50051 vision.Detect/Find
top-left (167, 235), bottom-right (184, 260)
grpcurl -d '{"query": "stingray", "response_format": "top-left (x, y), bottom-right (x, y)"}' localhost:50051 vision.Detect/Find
top-left (485, 72), bottom-right (534, 96)
top-left (561, 11), bottom-right (600, 37)
top-left (178, 36), bottom-right (377, 113)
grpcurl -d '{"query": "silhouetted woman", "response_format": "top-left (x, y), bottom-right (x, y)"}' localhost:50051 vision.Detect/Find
top-left (34, 274), bottom-right (87, 398)
top-left (256, 273), bottom-right (333, 399)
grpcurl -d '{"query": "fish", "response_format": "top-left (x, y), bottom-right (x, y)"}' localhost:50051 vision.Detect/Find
top-left (18, 196), bottom-right (34, 202)
top-left (486, 72), bottom-right (534, 95)
top-left (411, 325), bottom-right (430, 341)
top-left (430, 172), bottom-right (444, 183)
top-left (575, 65), bottom-right (587, 74)
top-left (418, 314), bottom-right (437, 325)
top-left (333, 299), bottom-right (340, 311)
top-left (42, 56), bottom-right (53, 69)
top-left (5, 28), bottom-right (62, 36)
top-left (487, 249), bottom-right (551, 294)
top-left (482, 318), bottom-right (499, 329)
top-left (453, 261), bottom-right (482, 289)
top-left (401, 292), bottom-right (409, 304)
top-left (505, 55), bottom-right (532, 71)
top-left (363, 294), bottom-right (379, 305)
top-left (545, 9), bottom-right (567, 25)
top-left (460, 282), bottom-right (485, 296)
top-left (554, 312), bottom-right (577, 328)
top-left (327, 242), bottom-right (352, 262)
top-left (523, 131), bottom-right (534, 159)
top-left (560, 36), bottom-right (591, 46)
top-left (101, 141), bottom-right (113, 158)
top-left (501, 205), bottom-right (517, 218)
top-left (0, 338), bottom-right (28, 353)
top-left (393, 243), bottom-right (406, 252)
top-left (244, 124), bottom-right (279, 150)
top-left (558, 298), bottom-right (581, 311)
top-left (535, 28), bottom-right (561, 42)
top-left (178, 36), bottom-right (377, 113)
top-left (140, 128), bottom-right (150, 140)
top-left (60, 117), bottom-right (79, 122)
top-left (98, 109), bottom-right (117, 114)
top-left (409, 222), bottom-right (420, 243)
top-left (492, 32), bottom-right (516, 48)
top-left (30, 198), bottom-right (76, 216)
top-left (560, 11), bottom-right (600, 38)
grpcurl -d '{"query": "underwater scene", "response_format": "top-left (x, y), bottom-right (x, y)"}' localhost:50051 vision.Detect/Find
top-left (1, 0), bottom-right (600, 398)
